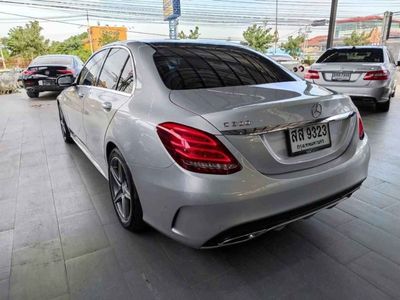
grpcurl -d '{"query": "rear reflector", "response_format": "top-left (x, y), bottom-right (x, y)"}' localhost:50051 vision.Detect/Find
top-left (157, 122), bottom-right (241, 174)
top-left (304, 69), bottom-right (320, 80)
top-left (357, 113), bottom-right (365, 140)
top-left (363, 70), bottom-right (389, 81)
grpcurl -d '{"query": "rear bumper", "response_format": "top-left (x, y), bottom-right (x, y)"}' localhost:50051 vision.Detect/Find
top-left (22, 78), bottom-right (70, 92)
top-left (133, 135), bottom-right (370, 249)
top-left (202, 181), bottom-right (361, 248)
top-left (317, 84), bottom-right (390, 103)
top-left (25, 85), bottom-right (64, 92)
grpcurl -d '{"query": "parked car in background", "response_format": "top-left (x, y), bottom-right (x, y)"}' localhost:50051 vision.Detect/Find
top-left (21, 54), bottom-right (83, 98)
top-left (267, 54), bottom-right (305, 75)
top-left (57, 40), bottom-right (370, 248)
top-left (305, 46), bottom-right (398, 112)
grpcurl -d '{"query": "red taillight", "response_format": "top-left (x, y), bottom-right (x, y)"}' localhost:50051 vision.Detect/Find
top-left (304, 69), bottom-right (320, 80)
top-left (157, 122), bottom-right (241, 174)
top-left (363, 70), bottom-right (389, 81)
top-left (57, 69), bottom-right (74, 75)
top-left (357, 113), bottom-right (365, 140)
top-left (22, 70), bottom-right (36, 75)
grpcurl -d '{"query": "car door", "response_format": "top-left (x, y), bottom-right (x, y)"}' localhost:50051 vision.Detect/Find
top-left (64, 50), bottom-right (108, 142)
top-left (83, 47), bottom-right (135, 171)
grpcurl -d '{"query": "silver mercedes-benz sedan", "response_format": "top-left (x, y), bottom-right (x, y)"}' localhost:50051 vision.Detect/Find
top-left (305, 46), bottom-right (398, 112)
top-left (56, 40), bottom-right (370, 248)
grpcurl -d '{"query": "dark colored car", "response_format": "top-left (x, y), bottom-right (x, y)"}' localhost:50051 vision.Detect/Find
top-left (21, 54), bottom-right (84, 98)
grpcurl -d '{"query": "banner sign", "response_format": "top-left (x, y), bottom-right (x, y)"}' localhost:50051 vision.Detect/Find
top-left (163, 0), bottom-right (181, 21)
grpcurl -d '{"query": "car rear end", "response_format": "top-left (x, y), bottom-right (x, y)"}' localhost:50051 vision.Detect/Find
top-left (132, 42), bottom-right (370, 248)
top-left (22, 55), bottom-right (77, 94)
top-left (305, 47), bottom-right (393, 104)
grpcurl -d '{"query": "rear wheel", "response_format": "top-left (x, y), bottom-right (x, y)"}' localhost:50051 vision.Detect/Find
top-left (58, 105), bottom-right (73, 143)
top-left (376, 99), bottom-right (390, 112)
top-left (26, 90), bottom-right (39, 98)
top-left (108, 148), bottom-right (147, 232)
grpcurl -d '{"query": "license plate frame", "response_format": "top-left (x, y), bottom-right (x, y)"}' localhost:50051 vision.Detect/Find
top-left (332, 72), bottom-right (351, 81)
top-left (286, 123), bottom-right (332, 156)
top-left (38, 80), bottom-right (54, 86)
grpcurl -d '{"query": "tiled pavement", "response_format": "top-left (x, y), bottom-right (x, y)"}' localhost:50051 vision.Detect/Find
top-left (1, 91), bottom-right (400, 300)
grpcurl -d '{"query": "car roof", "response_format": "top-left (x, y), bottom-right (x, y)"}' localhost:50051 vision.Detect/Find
top-left (104, 39), bottom-right (249, 50)
top-left (327, 46), bottom-right (386, 50)
top-left (35, 54), bottom-right (76, 58)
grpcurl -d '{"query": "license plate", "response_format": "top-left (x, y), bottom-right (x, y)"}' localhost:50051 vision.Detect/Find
top-left (332, 72), bottom-right (350, 81)
top-left (287, 123), bottom-right (331, 156)
top-left (38, 80), bottom-right (54, 86)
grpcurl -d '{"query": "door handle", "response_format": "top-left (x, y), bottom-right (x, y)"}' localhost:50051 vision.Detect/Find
top-left (78, 92), bottom-right (84, 98)
top-left (102, 102), bottom-right (112, 111)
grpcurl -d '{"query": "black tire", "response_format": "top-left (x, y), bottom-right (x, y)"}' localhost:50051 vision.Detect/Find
top-left (376, 99), bottom-right (390, 112)
top-left (108, 148), bottom-right (147, 232)
top-left (26, 90), bottom-right (39, 98)
top-left (58, 105), bottom-right (73, 143)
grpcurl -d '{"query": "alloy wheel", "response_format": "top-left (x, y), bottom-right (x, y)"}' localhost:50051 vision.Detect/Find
top-left (109, 156), bottom-right (132, 223)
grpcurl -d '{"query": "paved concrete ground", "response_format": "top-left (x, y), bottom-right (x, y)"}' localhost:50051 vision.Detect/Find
top-left (1, 90), bottom-right (400, 300)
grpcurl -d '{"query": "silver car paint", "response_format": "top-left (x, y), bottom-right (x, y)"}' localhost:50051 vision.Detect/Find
top-left (58, 40), bottom-right (370, 248)
top-left (309, 46), bottom-right (397, 103)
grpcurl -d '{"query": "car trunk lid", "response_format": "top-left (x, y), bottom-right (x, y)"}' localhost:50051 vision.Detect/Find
top-left (169, 81), bottom-right (356, 175)
top-left (311, 62), bottom-right (384, 87)
top-left (27, 64), bottom-right (72, 78)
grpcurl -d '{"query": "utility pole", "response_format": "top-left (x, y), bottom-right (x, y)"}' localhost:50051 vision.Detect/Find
top-left (169, 19), bottom-right (178, 39)
top-left (326, 0), bottom-right (338, 49)
top-left (274, 0), bottom-right (278, 53)
top-left (87, 11), bottom-right (94, 54)
top-left (0, 45), bottom-right (6, 70)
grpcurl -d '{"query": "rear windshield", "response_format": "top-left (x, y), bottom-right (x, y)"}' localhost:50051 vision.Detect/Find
top-left (151, 43), bottom-right (294, 90)
top-left (317, 48), bottom-right (383, 63)
top-left (31, 56), bottom-right (73, 66)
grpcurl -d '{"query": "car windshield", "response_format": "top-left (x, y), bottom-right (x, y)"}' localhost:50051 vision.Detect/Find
top-left (31, 56), bottom-right (73, 66)
top-left (151, 43), bottom-right (294, 90)
top-left (317, 48), bottom-right (384, 63)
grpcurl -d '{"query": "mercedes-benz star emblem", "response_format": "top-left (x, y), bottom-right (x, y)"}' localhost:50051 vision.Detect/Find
top-left (311, 103), bottom-right (322, 118)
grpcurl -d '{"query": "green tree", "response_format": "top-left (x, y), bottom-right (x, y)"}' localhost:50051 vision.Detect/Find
top-left (99, 31), bottom-right (120, 47)
top-left (5, 21), bottom-right (49, 59)
top-left (49, 32), bottom-right (91, 61)
top-left (280, 34), bottom-right (305, 58)
top-left (243, 23), bottom-right (275, 52)
top-left (178, 26), bottom-right (201, 39)
top-left (343, 31), bottom-right (370, 46)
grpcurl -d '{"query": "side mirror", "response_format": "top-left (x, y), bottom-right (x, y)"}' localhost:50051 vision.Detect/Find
top-left (397, 61), bottom-right (400, 67)
top-left (57, 75), bottom-right (75, 87)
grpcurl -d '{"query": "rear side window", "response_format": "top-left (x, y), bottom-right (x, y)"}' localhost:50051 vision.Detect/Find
top-left (31, 56), bottom-right (73, 66)
top-left (78, 50), bottom-right (108, 86)
top-left (317, 48), bottom-right (384, 63)
top-left (97, 48), bottom-right (130, 90)
top-left (151, 44), bottom-right (294, 90)
top-left (117, 57), bottom-right (134, 93)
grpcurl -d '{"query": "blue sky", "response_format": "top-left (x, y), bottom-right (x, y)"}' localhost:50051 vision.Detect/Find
top-left (0, 0), bottom-right (399, 41)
